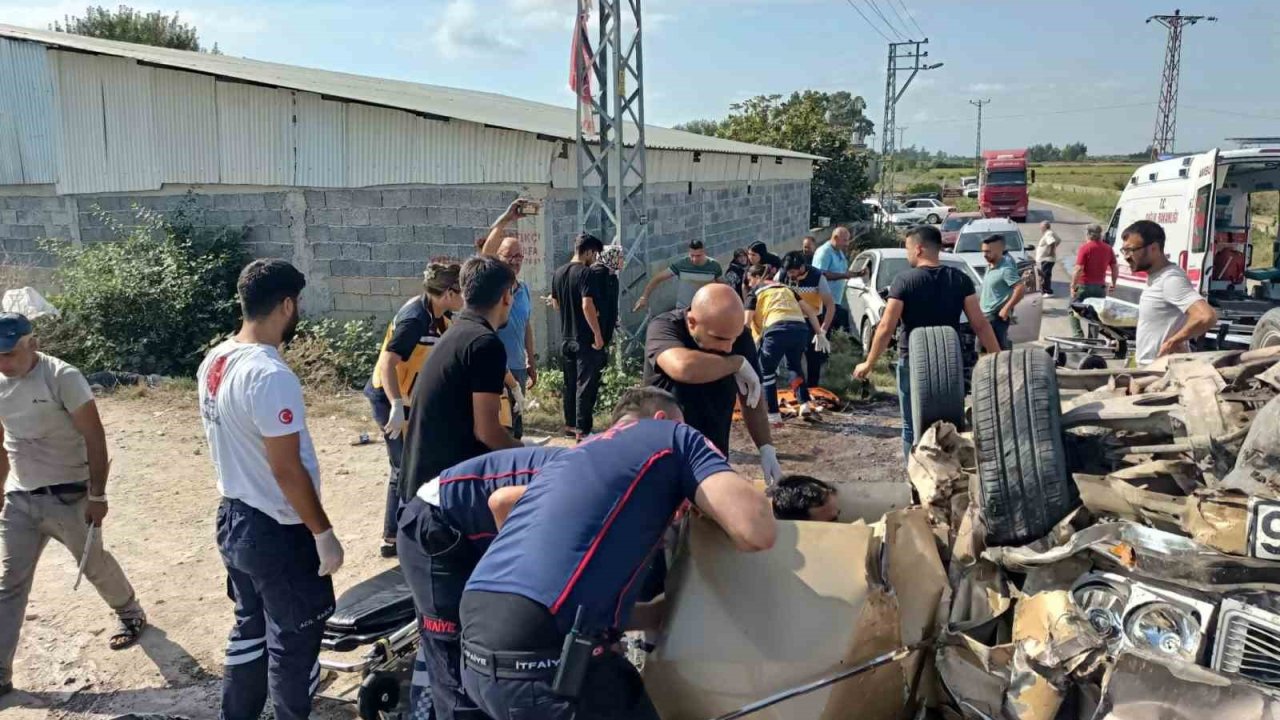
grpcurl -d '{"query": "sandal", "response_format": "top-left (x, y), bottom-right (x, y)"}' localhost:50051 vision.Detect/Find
top-left (108, 616), bottom-right (146, 651)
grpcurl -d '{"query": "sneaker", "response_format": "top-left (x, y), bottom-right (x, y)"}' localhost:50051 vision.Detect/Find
top-left (767, 412), bottom-right (783, 427)
top-left (0, 681), bottom-right (11, 697)
top-left (379, 540), bottom-right (398, 558)
top-left (798, 403), bottom-right (822, 422)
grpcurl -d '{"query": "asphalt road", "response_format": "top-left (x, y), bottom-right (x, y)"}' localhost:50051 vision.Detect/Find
top-left (1013, 198), bottom-right (1104, 341)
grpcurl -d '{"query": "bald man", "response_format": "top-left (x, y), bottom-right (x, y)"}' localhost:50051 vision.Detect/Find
top-left (812, 227), bottom-right (858, 333)
top-left (642, 284), bottom-right (782, 485)
top-left (483, 200), bottom-right (539, 435)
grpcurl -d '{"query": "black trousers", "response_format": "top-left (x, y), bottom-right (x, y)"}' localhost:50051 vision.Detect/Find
top-left (463, 648), bottom-right (659, 720)
top-left (1039, 261), bottom-right (1055, 294)
top-left (561, 342), bottom-right (607, 435)
top-left (397, 498), bottom-right (485, 720)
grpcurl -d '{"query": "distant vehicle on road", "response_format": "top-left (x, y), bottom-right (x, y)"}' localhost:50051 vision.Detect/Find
top-left (890, 198), bottom-right (953, 226)
top-left (845, 245), bottom-right (1043, 351)
top-left (941, 212), bottom-right (982, 248)
top-left (961, 175), bottom-right (979, 199)
top-left (979, 149), bottom-right (1033, 222)
top-left (947, 217), bottom-right (1043, 345)
top-left (1104, 147), bottom-right (1280, 347)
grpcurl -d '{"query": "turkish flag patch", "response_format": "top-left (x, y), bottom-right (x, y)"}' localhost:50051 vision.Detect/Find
top-left (278, 409), bottom-right (294, 425)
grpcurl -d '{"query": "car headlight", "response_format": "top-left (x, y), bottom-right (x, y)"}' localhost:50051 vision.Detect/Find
top-left (1073, 582), bottom-right (1127, 645)
top-left (1125, 602), bottom-right (1203, 661)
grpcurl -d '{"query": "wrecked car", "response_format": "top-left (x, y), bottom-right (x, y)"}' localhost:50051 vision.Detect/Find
top-left (906, 339), bottom-right (1280, 719)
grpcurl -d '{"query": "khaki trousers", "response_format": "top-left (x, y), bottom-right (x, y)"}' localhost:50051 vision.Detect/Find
top-left (0, 488), bottom-right (144, 685)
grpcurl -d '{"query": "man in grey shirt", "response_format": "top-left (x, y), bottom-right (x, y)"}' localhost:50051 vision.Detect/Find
top-left (1120, 220), bottom-right (1218, 365)
top-left (0, 313), bottom-right (146, 698)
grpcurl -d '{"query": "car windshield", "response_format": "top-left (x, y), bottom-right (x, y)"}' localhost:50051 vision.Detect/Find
top-left (875, 256), bottom-right (978, 292)
top-left (955, 230), bottom-right (1025, 253)
top-left (985, 169), bottom-right (1027, 186)
top-left (942, 216), bottom-right (970, 232)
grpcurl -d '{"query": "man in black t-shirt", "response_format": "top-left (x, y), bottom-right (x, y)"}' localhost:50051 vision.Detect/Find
top-left (853, 225), bottom-right (1000, 459)
top-left (643, 283), bottom-right (783, 485)
top-left (551, 233), bottom-right (607, 438)
top-left (400, 256), bottom-right (524, 502)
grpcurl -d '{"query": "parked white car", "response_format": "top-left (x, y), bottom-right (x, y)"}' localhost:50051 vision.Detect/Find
top-left (948, 217), bottom-right (1030, 273)
top-left (846, 245), bottom-right (1043, 349)
top-left (890, 198), bottom-right (953, 225)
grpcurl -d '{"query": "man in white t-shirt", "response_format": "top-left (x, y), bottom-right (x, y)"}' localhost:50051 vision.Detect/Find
top-left (0, 313), bottom-right (147, 698)
top-left (198, 259), bottom-right (344, 720)
top-left (1120, 220), bottom-right (1218, 365)
top-left (1034, 221), bottom-right (1061, 295)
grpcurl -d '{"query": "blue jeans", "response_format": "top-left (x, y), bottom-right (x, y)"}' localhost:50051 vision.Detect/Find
top-left (759, 322), bottom-right (811, 414)
top-left (985, 313), bottom-right (1011, 350)
top-left (897, 360), bottom-right (912, 459)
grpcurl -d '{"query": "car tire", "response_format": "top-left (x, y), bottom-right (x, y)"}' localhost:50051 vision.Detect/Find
top-left (926, 214), bottom-right (940, 224)
top-left (861, 318), bottom-right (875, 353)
top-left (1251, 308), bottom-right (1280, 350)
top-left (972, 347), bottom-right (1077, 546)
top-left (908, 326), bottom-right (965, 436)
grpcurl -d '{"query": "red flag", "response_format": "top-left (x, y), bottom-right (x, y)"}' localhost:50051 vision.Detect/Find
top-left (570, 0), bottom-right (595, 134)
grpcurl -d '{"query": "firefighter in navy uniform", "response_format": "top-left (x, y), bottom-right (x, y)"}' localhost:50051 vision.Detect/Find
top-left (397, 445), bottom-right (564, 720)
top-left (457, 387), bottom-right (777, 720)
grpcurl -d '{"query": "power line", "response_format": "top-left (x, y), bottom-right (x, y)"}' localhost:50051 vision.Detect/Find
top-left (907, 101), bottom-right (1157, 128)
top-left (1182, 105), bottom-right (1280, 122)
top-left (841, 0), bottom-right (891, 42)
top-left (864, 0), bottom-right (907, 40)
top-left (886, 0), bottom-right (918, 39)
top-left (893, 0), bottom-right (926, 38)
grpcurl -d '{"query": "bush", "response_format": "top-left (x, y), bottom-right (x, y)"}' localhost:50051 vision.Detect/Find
top-left (851, 225), bottom-right (902, 253)
top-left (41, 197), bottom-right (249, 376)
top-left (906, 182), bottom-right (943, 197)
top-left (525, 353), bottom-right (643, 429)
top-left (284, 317), bottom-right (382, 391)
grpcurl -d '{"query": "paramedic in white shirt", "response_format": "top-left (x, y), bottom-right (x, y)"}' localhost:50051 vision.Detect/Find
top-left (197, 259), bottom-right (344, 720)
top-left (1120, 220), bottom-right (1218, 365)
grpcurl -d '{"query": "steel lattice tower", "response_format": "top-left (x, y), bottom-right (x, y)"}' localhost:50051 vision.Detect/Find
top-left (1147, 9), bottom-right (1216, 159)
top-left (575, 0), bottom-right (649, 351)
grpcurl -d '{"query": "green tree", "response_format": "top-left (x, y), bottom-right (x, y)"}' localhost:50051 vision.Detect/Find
top-left (1061, 142), bottom-right (1088, 162)
top-left (714, 91), bottom-right (875, 225)
top-left (53, 5), bottom-right (219, 53)
top-left (673, 119), bottom-right (723, 136)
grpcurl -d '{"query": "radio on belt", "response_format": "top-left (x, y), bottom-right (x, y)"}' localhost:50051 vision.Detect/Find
top-left (552, 607), bottom-right (594, 698)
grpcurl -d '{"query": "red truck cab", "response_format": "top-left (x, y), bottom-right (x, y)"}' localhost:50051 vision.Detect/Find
top-left (979, 149), bottom-right (1031, 223)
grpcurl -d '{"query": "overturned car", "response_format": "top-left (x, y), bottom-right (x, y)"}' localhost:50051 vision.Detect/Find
top-left (908, 340), bottom-right (1280, 719)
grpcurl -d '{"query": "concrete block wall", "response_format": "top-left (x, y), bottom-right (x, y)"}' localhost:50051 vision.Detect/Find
top-left (542, 179), bottom-right (812, 343)
top-left (0, 194), bottom-right (77, 289)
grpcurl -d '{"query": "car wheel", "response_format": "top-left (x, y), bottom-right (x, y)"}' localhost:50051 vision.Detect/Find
top-left (860, 318), bottom-right (874, 353)
top-left (972, 348), bottom-right (1078, 546)
top-left (1250, 308), bottom-right (1280, 350)
top-left (908, 326), bottom-right (965, 436)
top-left (926, 214), bottom-right (940, 224)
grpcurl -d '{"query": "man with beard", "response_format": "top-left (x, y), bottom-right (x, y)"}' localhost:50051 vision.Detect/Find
top-left (1122, 220), bottom-right (1217, 365)
top-left (198, 259), bottom-right (344, 720)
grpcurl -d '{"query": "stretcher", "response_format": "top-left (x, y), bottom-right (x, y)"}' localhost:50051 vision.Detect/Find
top-left (318, 566), bottom-right (419, 719)
top-left (1044, 299), bottom-right (1136, 369)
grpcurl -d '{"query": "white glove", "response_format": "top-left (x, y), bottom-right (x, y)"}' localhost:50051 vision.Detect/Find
top-left (812, 331), bottom-right (832, 354)
top-left (509, 383), bottom-right (525, 417)
top-left (314, 529), bottom-right (345, 577)
top-left (759, 444), bottom-right (782, 486)
top-left (383, 398), bottom-right (407, 440)
top-left (734, 359), bottom-right (763, 408)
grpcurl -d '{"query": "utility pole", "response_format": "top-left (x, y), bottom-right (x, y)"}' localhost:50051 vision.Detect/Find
top-left (1146, 9), bottom-right (1217, 159)
top-left (880, 39), bottom-right (941, 211)
top-left (575, 0), bottom-right (649, 351)
top-left (969, 98), bottom-right (990, 167)
top-left (896, 126), bottom-right (908, 150)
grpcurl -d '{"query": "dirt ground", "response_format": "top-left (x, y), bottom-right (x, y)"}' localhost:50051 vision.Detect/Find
top-left (1, 387), bottom-right (907, 719)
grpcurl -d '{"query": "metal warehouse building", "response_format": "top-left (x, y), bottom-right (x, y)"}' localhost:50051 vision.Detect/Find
top-left (0, 24), bottom-right (817, 351)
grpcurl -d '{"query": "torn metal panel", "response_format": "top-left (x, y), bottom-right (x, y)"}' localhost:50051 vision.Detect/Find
top-left (984, 521), bottom-right (1280, 592)
top-left (1093, 650), bottom-right (1280, 719)
top-left (908, 422), bottom-right (973, 524)
top-left (644, 510), bottom-right (947, 720)
top-left (936, 634), bottom-right (1012, 720)
top-left (1060, 392), bottom-right (1181, 433)
top-left (1221, 394), bottom-right (1280, 499)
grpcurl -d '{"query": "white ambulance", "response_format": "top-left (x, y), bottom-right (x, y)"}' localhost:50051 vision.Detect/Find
top-left (1104, 148), bottom-right (1280, 347)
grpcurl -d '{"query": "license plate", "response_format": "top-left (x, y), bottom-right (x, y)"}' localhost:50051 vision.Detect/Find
top-left (1248, 498), bottom-right (1280, 560)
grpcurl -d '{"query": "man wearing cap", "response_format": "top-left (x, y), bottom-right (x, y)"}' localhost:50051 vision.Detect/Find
top-left (0, 313), bottom-right (147, 698)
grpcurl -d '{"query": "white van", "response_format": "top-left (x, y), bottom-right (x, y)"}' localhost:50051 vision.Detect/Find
top-left (1105, 148), bottom-right (1280, 346)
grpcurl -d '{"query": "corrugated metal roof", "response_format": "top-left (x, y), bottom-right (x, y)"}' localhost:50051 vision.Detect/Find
top-left (0, 23), bottom-right (821, 162)
top-left (0, 37), bottom-right (57, 183)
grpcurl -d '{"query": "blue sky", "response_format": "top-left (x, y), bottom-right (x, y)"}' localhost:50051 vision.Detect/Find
top-left (4, 0), bottom-right (1278, 155)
